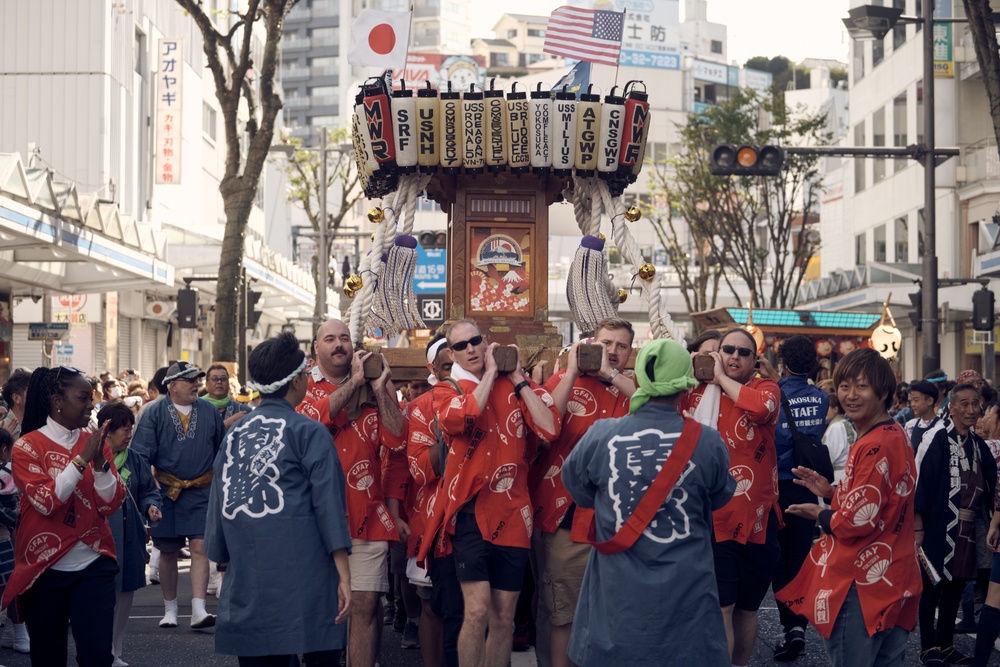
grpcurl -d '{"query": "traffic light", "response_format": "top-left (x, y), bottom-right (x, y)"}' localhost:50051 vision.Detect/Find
top-left (248, 290), bottom-right (263, 329)
top-left (908, 292), bottom-right (922, 332)
top-left (973, 288), bottom-right (995, 331)
top-left (418, 231), bottom-right (447, 249)
top-left (178, 287), bottom-right (198, 329)
top-left (710, 145), bottom-right (784, 176)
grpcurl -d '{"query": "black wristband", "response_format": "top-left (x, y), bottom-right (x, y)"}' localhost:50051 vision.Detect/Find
top-left (513, 380), bottom-right (530, 397)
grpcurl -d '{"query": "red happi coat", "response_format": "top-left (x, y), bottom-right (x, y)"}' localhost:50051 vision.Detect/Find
top-left (419, 373), bottom-right (561, 558)
top-left (297, 369), bottom-right (403, 542)
top-left (402, 391), bottom-right (445, 559)
top-left (531, 371), bottom-right (633, 540)
top-left (682, 377), bottom-right (780, 544)
top-left (4, 430), bottom-right (126, 607)
top-left (776, 421), bottom-right (921, 638)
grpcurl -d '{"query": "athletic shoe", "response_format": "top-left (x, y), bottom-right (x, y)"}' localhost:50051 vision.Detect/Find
top-left (382, 599), bottom-right (395, 625)
top-left (774, 627), bottom-right (806, 661)
top-left (940, 646), bottom-right (973, 665)
top-left (954, 618), bottom-right (977, 634)
top-left (392, 608), bottom-right (406, 633)
top-left (401, 621), bottom-right (419, 649)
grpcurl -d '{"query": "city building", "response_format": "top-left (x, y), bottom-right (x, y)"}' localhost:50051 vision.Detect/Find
top-left (0, 0), bottom-right (314, 380)
top-left (801, 0), bottom-right (997, 379)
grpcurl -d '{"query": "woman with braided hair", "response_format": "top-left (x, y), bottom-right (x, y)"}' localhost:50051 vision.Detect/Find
top-left (4, 366), bottom-right (126, 666)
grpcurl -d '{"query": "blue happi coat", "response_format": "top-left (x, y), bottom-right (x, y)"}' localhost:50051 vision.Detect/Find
top-left (131, 398), bottom-right (225, 537)
top-left (205, 397), bottom-right (352, 657)
top-left (562, 402), bottom-right (735, 667)
top-left (108, 448), bottom-right (161, 592)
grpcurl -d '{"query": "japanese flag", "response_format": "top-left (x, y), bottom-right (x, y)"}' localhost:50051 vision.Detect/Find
top-left (348, 9), bottom-right (411, 72)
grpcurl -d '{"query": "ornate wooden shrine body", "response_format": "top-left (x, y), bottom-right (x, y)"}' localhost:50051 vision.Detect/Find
top-left (382, 171), bottom-right (569, 380)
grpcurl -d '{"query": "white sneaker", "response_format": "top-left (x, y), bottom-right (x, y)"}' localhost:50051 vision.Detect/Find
top-left (148, 566), bottom-right (159, 585)
top-left (113, 659), bottom-right (129, 667)
top-left (207, 569), bottom-right (222, 596)
top-left (10, 623), bottom-right (27, 654)
top-left (159, 609), bottom-right (178, 628)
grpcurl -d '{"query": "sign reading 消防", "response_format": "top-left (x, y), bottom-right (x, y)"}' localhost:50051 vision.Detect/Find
top-left (571, 0), bottom-right (681, 70)
top-left (156, 39), bottom-right (183, 184)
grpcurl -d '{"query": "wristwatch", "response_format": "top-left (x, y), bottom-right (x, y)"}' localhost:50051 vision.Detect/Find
top-left (71, 456), bottom-right (87, 474)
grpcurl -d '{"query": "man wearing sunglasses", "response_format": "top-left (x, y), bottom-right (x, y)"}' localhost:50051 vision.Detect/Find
top-left (531, 317), bottom-right (636, 667)
top-left (296, 318), bottom-right (405, 667)
top-left (682, 326), bottom-right (780, 667)
top-left (422, 319), bottom-right (560, 667)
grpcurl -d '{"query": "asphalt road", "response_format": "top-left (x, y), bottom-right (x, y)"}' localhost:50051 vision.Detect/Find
top-left (0, 565), bottom-right (995, 667)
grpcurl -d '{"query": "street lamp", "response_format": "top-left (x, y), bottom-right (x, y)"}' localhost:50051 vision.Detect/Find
top-left (842, 3), bottom-right (948, 376)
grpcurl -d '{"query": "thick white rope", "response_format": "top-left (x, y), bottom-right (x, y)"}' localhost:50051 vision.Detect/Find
top-left (595, 179), bottom-right (685, 345)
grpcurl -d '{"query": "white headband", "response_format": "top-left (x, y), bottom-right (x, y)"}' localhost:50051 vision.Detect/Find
top-left (247, 357), bottom-right (308, 395)
top-left (427, 338), bottom-right (449, 365)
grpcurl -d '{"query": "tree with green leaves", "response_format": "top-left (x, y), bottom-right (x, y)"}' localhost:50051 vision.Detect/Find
top-left (646, 89), bottom-right (830, 312)
top-left (272, 128), bottom-right (362, 336)
top-left (175, 0), bottom-right (295, 363)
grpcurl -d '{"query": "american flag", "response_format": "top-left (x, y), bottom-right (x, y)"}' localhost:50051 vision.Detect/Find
top-left (543, 5), bottom-right (624, 68)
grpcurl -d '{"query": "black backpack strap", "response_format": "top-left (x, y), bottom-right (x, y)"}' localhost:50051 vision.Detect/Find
top-left (779, 391), bottom-right (802, 437)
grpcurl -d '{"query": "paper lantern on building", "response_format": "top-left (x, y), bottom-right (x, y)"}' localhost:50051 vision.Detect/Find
top-left (551, 86), bottom-right (577, 177)
top-left (392, 81), bottom-right (417, 174)
top-left (461, 84), bottom-right (485, 175)
top-left (837, 339), bottom-right (857, 357)
top-left (870, 295), bottom-right (902, 360)
top-left (574, 85), bottom-right (601, 177)
top-left (415, 82), bottom-right (439, 172)
top-left (529, 83), bottom-right (553, 174)
top-left (484, 79), bottom-right (509, 173)
top-left (506, 83), bottom-right (530, 174)
top-left (439, 82), bottom-right (463, 174)
top-left (597, 87), bottom-right (625, 177)
top-left (815, 339), bottom-right (834, 358)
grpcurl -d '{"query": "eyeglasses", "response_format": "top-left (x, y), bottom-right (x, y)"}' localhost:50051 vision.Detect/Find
top-left (208, 376), bottom-right (229, 383)
top-left (450, 335), bottom-right (483, 352)
top-left (721, 344), bottom-right (754, 358)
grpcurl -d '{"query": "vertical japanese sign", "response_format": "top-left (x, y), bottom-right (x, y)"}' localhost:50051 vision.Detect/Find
top-left (156, 39), bottom-right (183, 184)
top-left (933, 2), bottom-right (953, 78)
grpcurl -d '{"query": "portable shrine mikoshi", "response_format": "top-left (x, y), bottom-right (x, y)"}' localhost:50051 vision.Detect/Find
top-left (347, 74), bottom-right (684, 379)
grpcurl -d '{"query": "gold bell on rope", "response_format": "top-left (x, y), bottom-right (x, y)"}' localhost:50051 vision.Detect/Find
top-left (624, 206), bottom-right (642, 222)
top-left (597, 233), bottom-right (606, 241)
top-left (618, 289), bottom-right (628, 303)
top-left (346, 274), bottom-right (363, 291)
top-left (638, 263), bottom-right (656, 280)
top-left (344, 286), bottom-right (357, 299)
top-left (370, 231), bottom-right (376, 241)
top-left (368, 207), bottom-right (385, 224)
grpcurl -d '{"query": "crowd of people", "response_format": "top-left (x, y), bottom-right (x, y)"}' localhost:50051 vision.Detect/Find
top-left (2, 321), bottom-right (1000, 666)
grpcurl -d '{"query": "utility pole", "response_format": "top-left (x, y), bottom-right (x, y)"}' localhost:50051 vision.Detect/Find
top-left (920, 0), bottom-right (940, 376)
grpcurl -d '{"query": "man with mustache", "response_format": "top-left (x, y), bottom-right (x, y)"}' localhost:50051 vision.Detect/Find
top-left (682, 326), bottom-right (780, 667)
top-left (296, 318), bottom-right (405, 667)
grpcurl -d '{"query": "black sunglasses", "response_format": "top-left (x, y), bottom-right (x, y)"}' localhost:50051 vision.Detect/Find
top-left (721, 344), bottom-right (754, 358)
top-left (450, 335), bottom-right (483, 352)
top-left (54, 366), bottom-right (84, 381)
